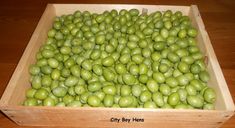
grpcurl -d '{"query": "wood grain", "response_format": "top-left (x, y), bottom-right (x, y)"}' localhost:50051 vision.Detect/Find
top-left (0, 4), bottom-right (55, 106)
top-left (0, 106), bottom-right (233, 128)
top-left (0, 0), bottom-right (235, 128)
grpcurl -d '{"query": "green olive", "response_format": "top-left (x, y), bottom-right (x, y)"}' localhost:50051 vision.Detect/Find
top-left (26, 88), bottom-right (37, 98)
top-left (167, 52), bottom-right (179, 63)
top-left (32, 75), bottom-right (42, 89)
top-left (146, 79), bottom-right (159, 93)
top-left (177, 88), bottom-right (187, 102)
top-left (122, 73), bottom-right (136, 85)
top-left (102, 56), bottom-right (115, 67)
top-left (159, 84), bottom-right (171, 96)
top-left (132, 85), bottom-right (142, 97)
top-left (140, 91), bottom-right (152, 103)
top-left (43, 97), bottom-right (55, 106)
top-left (175, 104), bottom-right (188, 109)
top-left (153, 72), bottom-right (165, 84)
top-left (81, 59), bottom-right (92, 71)
top-left (178, 62), bottom-right (190, 73)
top-left (103, 94), bottom-right (114, 107)
top-left (129, 64), bottom-right (139, 75)
top-left (34, 88), bottom-right (49, 100)
top-left (29, 65), bottom-right (40, 75)
top-left (203, 103), bottom-right (215, 110)
top-left (88, 81), bottom-right (102, 92)
top-left (65, 76), bottom-right (78, 87)
top-left (52, 86), bottom-right (67, 97)
top-left (103, 68), bottom-right (115, 82)
top-left (120, 85), bottom-right (131, 96)
top-left (119, 96), bottom-right (133, 107)
top-left (168, 92), bottom-right (180, 106)
top-left (177, 75), bottom-right (189, 86)
top-left (203, 88), bottom-right (216, 103)
top-left (80, 92), bottom-right (91, 104)
top-left (199, 71), bottom-right (210, 82)
top-left (187, 95), bottom-right (204, 108)
top-left (23, 98), bottom-right (38, 106)
top-left (152, 92), bottom-right (164, 107)
top-left (187, 28), bottom-right (198, 37)
top-left (67, 100), bottom-right (82, 107)
top-left (144, 101), bottom-right (157, 108)
top-left (81, 69), bottom-right (92, 81)
top-left (166, 77), bottom-right (178, 88)
top-left (103, 85), bottom-right (117, 95)
top-left (87, 95), bottom-right (101, 107)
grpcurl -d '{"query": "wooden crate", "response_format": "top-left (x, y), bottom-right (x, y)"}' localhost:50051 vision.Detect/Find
top-left (0, 4), bottom-right (234, 128)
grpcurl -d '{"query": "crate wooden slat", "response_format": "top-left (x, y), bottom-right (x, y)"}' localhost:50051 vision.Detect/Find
top-left (0, 4), bottom-right (234, 128)
top-left (1, 106), bottom-right (233, 127)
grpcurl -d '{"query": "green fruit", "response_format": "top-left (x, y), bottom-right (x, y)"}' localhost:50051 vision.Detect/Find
top-left (34, 88), bottom-right (48, 100)
top-left (203, 88), bottom-right (216, 103)
top-left (187, 95), bottom-right (204, 108)
top-left (88, 95), bottom-right (101, 107)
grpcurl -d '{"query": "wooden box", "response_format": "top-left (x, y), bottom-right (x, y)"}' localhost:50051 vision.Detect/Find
top-left (0, 4), bottom-right (234, 128)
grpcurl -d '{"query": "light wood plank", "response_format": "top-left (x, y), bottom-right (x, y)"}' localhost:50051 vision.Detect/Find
top-left (0, 4), bottom-right (56, 106)
top-left (53, 4), bottom-right (190, 16)
top-left (188, 5), bottom-right (235, 111)
top-left (0, 106), bottom-right (234, 127)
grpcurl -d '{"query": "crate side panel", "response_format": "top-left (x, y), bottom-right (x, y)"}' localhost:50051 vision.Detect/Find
top-left (1, 107), bottom-right (233, 127)
top-left (0, 4), bottom-right (56, 106)
top-left (188, 5), bottom-right (235, 111)
top-left (188, 6), bottom-right (225, 110)
top-left (53, 4), bottom-right (190, 16)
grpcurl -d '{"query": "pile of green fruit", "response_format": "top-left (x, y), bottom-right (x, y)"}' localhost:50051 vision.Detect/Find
top-left (23, 9), bottom-right (216, 109)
